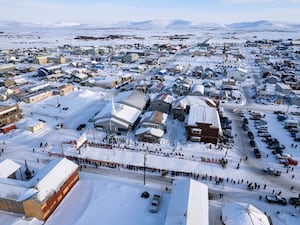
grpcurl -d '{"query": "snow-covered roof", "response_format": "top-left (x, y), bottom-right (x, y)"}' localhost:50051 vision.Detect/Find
top-left (153, 93), bottom-right (173, 104)
top-left (0, 182), bottom-right (37, 202)
top-left (172, 96), bottom-right (217, 110)
top-left (164, 179), bottom-right (209, 225)
top-left (0, 159), bottom-right (21, 178)
top-left (115, 90), bottom-right (149, 111)
top-left (94, 102), bottom-right (141, 126)
top-left (222, 202), bottom-right (270, 225)
top-left (140, 111), bottom-right (168, 125)
top-left (190, 83), bottom-right (204, 95)
top-left (33, 158), bottom-right (78, 202)
top-left (187, 104), bottom-right (221, 131)
top-left (135, 127), bottom-right (164, 137)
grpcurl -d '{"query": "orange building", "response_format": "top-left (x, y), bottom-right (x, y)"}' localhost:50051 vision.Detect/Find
top-left (0, 158), bottom-right (79, 221)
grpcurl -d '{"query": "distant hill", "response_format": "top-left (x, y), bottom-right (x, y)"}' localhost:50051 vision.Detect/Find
top-left (227, 20), bottom-right (293, 30)
top-left (0, 19), bottom-right (299, 31)
top-left (114, 19), bottom-right (225, 30)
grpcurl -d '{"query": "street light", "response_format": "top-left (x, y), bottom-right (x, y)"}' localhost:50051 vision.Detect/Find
top-left (143, 154), bottom-right (147, 185)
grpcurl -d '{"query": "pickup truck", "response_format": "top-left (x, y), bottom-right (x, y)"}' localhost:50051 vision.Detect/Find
top-left (263, 167), bottom-right (281, 176)
top-left (150, 194), bottom-right (161, 213)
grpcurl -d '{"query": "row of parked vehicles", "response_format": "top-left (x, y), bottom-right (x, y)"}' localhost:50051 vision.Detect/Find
top-left (265, 195), bottom-right (300, 206)
top-left (275, 110), bottom-right (300, 141)
top-left (244, 111), bottom-right (298, 165)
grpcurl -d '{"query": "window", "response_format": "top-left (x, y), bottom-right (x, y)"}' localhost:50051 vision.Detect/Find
top-left (191, 136), bottom-right (201, 142)
top-left (191, 128), bottom-right (202, 135)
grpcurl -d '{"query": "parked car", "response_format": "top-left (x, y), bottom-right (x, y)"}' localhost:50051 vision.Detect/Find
top-left (263, 168), bottom-right (281, 176)
top-left (242, 123), bottom-right (249, 131)
top-left (280, 158), bottom-right (298, 166)
top-left (272, 149), bottom-right (283, 155)
top-left (258, 133), bottom-right (271, 138)
top-left (265, 195), bottom-right (287, 205)
top-left (276, 153), bottom-right (292, 160)
top-left (262, 137), bottom-right (278, 144)
top-left (268, 144), bottom-right (285, 150)
top-left (294, 136), bottom-right (300, 142)
top-left (77, 123), bottom-right (86, 131)
top-left (248, 131), bottom-right (254, 139)
top-left (253, 148), bottom-right (262, 158)
top-left (249, 140), bottom-right (256, 148)
top-left (289, 197), bottom-right (300, 205)
top-left (56, 123), bottom-right (63, 129)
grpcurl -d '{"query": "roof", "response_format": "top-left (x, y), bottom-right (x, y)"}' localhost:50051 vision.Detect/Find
top-left (140, 111), bottom-right (168, 126)
top-left (0, 182), bottom-right (37, 202)
top-left (187, 104), bottom-right (221, 131)
top-left (115, 90), bottom-right (149, 111)
top-left (164, 179), bottom-right (209, 225)
top-left (32, 158), bottom-right (78, 202)
top-left (94, 102), bottom-right (142, 126)
top-left (0, 159), bottom-right (21, 178)
top-left (190, 83), bottom-right (204, 95)
top-left (222, 202), bottom-right (270, 225)
top-left (135, 127), bottom-right (164, 137)
top-left (0, 63), bottom-right (15, 69)
top-left (153, 93), bottom-right (173, 104)
top-left (172, 96), bottom-right (217, 110)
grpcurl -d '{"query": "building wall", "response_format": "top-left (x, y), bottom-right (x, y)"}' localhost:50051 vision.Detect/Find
top-left (0, 104), bottom-right (23, 127)
top-left (137, 134), bottom-right (160, 143)
top-left (23, 170), bottom-right (79, 221)
top-left (35, 57), bottom-right (48, 65)
top-left (26, 91), bottom-right (53, 104)
top-left (186, 123), bottom-right (219, 144)
top-left (26, 122), bottom-right (44, 133)
top-left (58, 84), bottom-right (74, 96)
top-left (0, 198), bottom-right (24, 214)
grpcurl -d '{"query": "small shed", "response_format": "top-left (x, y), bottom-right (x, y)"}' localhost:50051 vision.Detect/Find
top-left (26, 121), bottom-right (44, 133)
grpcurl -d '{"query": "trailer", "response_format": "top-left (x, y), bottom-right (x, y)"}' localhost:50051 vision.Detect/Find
top-left (0, 123), bottom-right (16, 134)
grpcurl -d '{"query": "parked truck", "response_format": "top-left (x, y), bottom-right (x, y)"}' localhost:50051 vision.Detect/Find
top-left (150, 194), bottom-right (161, 213)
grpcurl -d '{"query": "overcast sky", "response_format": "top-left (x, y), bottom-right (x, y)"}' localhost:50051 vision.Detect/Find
top-left (1, 0), bottom-right (300, 25)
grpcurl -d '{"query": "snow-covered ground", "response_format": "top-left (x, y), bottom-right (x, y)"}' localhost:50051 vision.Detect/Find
top-left (0, 86), bottom-right (299, 225)
top-left (0, 25), bottom-right (300, 225)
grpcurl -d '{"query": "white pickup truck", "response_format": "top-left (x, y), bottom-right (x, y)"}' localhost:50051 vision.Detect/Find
top-left (150, 194), bottom-right (161, 213)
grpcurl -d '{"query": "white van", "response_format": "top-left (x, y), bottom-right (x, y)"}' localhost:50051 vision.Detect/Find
top-left (284, 120), bottom-right (298, 128)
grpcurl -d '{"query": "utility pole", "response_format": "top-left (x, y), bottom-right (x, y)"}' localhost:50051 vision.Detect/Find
top-left (143, 154), bottom-right (147, 185)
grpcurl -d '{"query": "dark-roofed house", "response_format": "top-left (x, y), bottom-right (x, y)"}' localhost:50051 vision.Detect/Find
top-left (150, 93), bottom-right (173, 114)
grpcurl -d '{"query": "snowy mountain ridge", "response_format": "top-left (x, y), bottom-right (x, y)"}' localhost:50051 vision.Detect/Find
top-left (0, 19), bottom-right (299, 30)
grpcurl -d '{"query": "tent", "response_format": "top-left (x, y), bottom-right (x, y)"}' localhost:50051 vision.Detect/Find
top-left (222, 202), bottom-right (270, 225)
